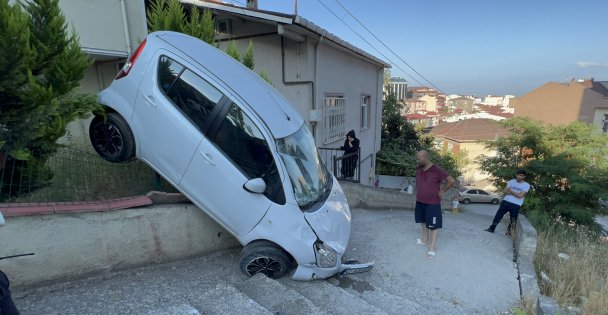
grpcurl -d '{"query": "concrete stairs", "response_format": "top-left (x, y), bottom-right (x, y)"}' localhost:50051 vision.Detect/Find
top-left (16, 250), bottom-right (467, 315)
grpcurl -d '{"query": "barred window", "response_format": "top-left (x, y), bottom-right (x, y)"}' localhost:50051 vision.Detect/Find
top-left (323, 96), bottom-right (346, 144)
top-left (361, 95), bottom-right (371, 130)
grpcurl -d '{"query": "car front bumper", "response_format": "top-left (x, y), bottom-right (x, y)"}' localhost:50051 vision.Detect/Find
top-left (291, 254), bottom-right (375, 281)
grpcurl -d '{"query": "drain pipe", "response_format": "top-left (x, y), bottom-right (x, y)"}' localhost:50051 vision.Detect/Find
top-left (120, 0), bottom-right (132, 53)
top-left (281, 34), bottom-right (322, 138)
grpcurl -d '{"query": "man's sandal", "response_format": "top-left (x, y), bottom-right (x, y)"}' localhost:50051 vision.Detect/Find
top-left (415, 238), bottom-right (427, 245)
top-left (427, 251), bottom-right (436, 259)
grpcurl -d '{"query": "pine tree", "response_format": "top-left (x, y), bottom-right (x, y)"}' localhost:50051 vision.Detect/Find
top-left (242, 40), bottom-right (255, 70)
top-left (226, 40), bottom-right (241, 63)
top-left (0, 0), bottom-right (98, 160)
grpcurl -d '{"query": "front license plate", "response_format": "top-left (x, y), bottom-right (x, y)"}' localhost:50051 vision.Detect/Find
top-left (340, 265), bottom-right (373, 275)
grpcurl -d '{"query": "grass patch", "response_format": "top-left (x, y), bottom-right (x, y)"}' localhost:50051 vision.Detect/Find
top-left (533, 222), bottom-right (608, 314)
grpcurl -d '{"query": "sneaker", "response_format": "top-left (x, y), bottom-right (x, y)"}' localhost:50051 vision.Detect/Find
top-left (484, 228), bottom-right (495, 233)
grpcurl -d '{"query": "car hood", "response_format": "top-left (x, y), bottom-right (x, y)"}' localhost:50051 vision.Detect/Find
top-left (303, 177), bottom-right (351, 254)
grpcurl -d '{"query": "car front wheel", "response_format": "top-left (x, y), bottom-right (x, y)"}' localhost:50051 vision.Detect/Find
top-left (239, 242), bottom-right (291, 279)
top-left (89, 112), bottom-right (136, 163)
top-left (491, 198), bottom-right (500, 205)
top-left (462, 198), bottom-right (471, 204)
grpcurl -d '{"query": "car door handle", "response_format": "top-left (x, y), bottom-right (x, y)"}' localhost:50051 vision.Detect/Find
top-left (144, 94), bottom-right (158, 108)
top-left (199, 151), bottom-right (215, 166)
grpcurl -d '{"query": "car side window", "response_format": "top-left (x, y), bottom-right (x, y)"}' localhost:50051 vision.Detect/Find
top-left (468, 190), bottom-right (477, 194)
top-left (478, 190), bottom-right (489, 195)
top-left (212, 104), bottom-right (285, 204)
top-left (158, 56), bottom-right (223, 133)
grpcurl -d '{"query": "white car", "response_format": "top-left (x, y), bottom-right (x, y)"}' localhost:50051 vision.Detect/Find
top-left (89, 31), bottom-right (372, 280)
top-left (458, 187), bottom-right (501, 205)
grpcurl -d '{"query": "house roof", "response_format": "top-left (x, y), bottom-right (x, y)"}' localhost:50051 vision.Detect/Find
top-left (405, 113), bottom-right (431, 120)
top-left (429, 119), bottom-right (509, 142)
top-left (183, 0), bottom-right (391, 68)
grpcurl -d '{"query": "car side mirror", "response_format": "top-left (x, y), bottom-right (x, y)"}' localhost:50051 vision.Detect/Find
top-left (243, 178), bottom-right (266, 194)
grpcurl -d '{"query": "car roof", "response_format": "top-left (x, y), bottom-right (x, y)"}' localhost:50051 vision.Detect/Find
top-left (153, 31), bottom-right (304, 139)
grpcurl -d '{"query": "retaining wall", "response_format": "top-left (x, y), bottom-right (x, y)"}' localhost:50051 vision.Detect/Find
top-left (0, 202), bottom-right (239, 288)
top-left (340, 181), bottom-right (459, 210)
top-left (513, 214), bottom-right (541, 305)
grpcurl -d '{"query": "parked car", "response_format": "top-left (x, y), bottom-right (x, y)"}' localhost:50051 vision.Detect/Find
top-left (458, 187), bottom-right (501, 204)
top-left (89, 31), bottom-right (372, 280)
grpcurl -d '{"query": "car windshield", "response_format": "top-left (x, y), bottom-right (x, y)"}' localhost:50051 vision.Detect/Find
top-left (276, 125), bottom-right (331, 210)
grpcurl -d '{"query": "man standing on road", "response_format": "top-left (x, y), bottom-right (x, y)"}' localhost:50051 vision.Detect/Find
top-left (484, 169), bottom-right (530, 235)
top-left (414, 150), bottom-right (455, 259)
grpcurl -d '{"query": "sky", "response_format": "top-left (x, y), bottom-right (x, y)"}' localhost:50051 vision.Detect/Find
top-left (231, 0), bottom-right (608, 96)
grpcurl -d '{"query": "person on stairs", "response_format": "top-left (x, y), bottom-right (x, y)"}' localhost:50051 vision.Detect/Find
top-left (484, 169), bottom-right (530, 235)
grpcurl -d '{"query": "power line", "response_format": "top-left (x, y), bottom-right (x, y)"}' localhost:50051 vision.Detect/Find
top-left (314, 0), bottom-right (428, 87)
top-left (331, 0), bottom-right (443, 93)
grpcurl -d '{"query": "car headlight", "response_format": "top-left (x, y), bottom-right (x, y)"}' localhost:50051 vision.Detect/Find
top-left (314, 241), bottom-right (337, 268)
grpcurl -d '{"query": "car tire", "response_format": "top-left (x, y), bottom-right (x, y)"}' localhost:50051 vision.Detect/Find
top-left (491, 198), bottom-right (500, 205)
top-left (89, 112), bottom-right (136, 163)
top-left (239, 242), bottom-right (291, 279)
top-left (462, 198), bottom-right (471, 205)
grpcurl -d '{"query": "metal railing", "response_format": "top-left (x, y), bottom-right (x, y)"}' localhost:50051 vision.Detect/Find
top-left (318, 147), bottom-right (361, 183)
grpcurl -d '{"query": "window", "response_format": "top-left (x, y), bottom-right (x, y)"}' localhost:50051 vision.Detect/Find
top-left (361, 95), bottom-right (371, 130)
top-left (158, 56), bottom-right (223, 133)
top-left (212, 104), bottom-right (284, 204)
top-left (323, 96), bottom-right (346, 144)
top-left (478, 190), bottom-right (489, 195)
top-left (447, 142), bottom-right (453, 151)
top-left (468, 190), bottom-right (478, 195)
top-left (216, 19), bottom-right (232, 34)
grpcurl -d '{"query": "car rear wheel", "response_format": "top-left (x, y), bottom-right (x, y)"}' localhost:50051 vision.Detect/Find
top-left (491, 198), bottom-right (500, 205)
top-left (239, 242), bottom-right (291, 279)
top-left (462, 198), bottom-right (471, 204)
top-left (89, 112), bottom-right (136, 163)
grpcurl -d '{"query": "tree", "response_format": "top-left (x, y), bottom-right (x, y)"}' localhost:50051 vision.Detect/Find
top-left (481, 117), bottom-right (608, 226)
top-left (0, 0), bottom-right (99, 160)
top-left (226, 40), bottom-right (241, 63)
top-left (376, 90), bottom-right (462, 178)
top-left (242, 40), bottom-right (254, 70)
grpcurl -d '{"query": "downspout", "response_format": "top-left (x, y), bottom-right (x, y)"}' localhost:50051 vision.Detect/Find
top-left (281, 34), bottom-right (322, 138)
top-left (372, 66), bottom-right (383, 185)
top-left (120, 0), bottom-right (132, 53)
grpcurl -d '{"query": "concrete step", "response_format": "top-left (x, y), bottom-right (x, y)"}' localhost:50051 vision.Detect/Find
top-left (347, 274), bottom-right (469, 314)
top-left (277, 277), bottom-right (388, 315)
top-left (145, 304), bottom-right (201, 315)
top-left (236, 273), bottom-right (328, 315)
top-left (194, 280), bottom-right (272, 315)
top-left (326, 276), bottom-right (427, 314)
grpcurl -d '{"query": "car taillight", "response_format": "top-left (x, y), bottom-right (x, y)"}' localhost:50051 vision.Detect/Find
top-left (116, 38), bottom-right (147, 80)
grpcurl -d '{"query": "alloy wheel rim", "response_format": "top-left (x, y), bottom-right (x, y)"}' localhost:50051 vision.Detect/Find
top-left (92, 122), bottom-right (124, 158)
top-left (246, 256), bottom-right (284, 278)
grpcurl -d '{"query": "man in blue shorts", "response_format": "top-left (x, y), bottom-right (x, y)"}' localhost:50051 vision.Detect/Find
top-left (414, 150), bottom-right (455, 259)
top-left (484, 169), bottom-right (530, 235)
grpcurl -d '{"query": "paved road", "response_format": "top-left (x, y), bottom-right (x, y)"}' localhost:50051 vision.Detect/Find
top-left (12, 204), bottom-right (519, 314)
top-left (344, 204), bottom-right (520, 314)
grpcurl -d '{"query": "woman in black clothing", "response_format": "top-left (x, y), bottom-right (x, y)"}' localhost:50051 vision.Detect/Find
top-left (340, 130), bottom-right (360, 178)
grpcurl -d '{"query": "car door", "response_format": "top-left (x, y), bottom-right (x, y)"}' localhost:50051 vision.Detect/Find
top-left (467, 189), bottom-right (478, 202)
top-left (477, 189), bottom-right (491, 202)
top-left (179, 102), bottom-right (284, 237)
top-left (132, 52), bottom-right (226, 185)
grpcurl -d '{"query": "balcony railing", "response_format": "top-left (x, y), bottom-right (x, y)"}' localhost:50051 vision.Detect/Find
top-left (318, 147), bottom-right (361, 183)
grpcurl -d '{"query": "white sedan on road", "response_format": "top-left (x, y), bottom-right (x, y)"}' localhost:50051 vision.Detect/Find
top-left (458, 187), bottom-right (501, 205)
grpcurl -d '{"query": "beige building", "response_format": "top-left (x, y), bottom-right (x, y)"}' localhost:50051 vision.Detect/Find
top-left (418, 95), bottom-right (438, 112)
top-left (402, 99), bottom-right (426, 115)
top-left (429, 119), bottom-right (509, 185)
top-left (513, 79), bottom-right (608, 133)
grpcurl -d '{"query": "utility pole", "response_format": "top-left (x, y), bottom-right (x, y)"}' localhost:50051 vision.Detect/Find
top-left (295, 0), bottom-right (298, 15)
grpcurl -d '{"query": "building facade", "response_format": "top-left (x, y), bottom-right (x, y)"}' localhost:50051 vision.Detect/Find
top-left (387, 77), bottom-right (408, 101)
top-left (513, 79), bottom-right (608, 133)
